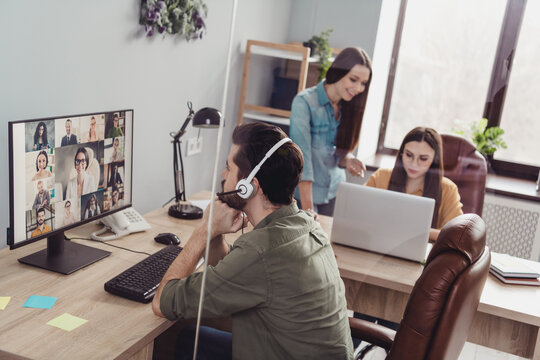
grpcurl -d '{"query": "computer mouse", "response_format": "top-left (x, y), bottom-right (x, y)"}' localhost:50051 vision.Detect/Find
top-left (154, 233), bottom-right (181, 245)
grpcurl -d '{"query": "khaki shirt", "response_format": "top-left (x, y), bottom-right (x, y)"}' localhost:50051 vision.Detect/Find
top-left (160, 202), bottom-right (353, 360)
top-left (366, 168), bottom-right (464, 229)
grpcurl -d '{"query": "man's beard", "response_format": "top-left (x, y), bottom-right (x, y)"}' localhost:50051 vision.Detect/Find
top-left (218, 180), bottom-right (247, 210)
top-left (38, 219), bottom-right (44, 225)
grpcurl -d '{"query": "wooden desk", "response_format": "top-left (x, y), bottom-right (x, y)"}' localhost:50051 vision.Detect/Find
top-left (317, 215), bottom-right (540, 360)
top-left (2, 196), bottom-right (540, 359)
top-left (0, 202), bottom-right (219, 360)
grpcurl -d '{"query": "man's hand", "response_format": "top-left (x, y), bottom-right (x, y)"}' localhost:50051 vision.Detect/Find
top-left (203, 198), bottom-right (245, 238)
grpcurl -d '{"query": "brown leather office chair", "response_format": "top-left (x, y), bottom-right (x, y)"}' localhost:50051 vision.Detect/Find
top-left (349, 214), bottom-right (490, 360)
top-left (441, 134), bottom-right (487, 216)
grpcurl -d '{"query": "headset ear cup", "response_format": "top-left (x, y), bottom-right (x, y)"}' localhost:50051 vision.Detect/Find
top-left (235, 179), bottom-right (254, 199)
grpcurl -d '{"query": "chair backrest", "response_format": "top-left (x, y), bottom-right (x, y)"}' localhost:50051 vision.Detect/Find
top-left (387, 214), bottom-right (490, 360)
top-left (441, 134), bottom-right (487, 216)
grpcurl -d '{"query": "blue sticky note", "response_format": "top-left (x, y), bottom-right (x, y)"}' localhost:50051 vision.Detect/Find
top-left (23, 295), bottom-right (58, 309)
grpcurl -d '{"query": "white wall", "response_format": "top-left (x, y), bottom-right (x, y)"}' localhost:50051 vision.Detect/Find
top-left (287, 0), bottom-right (382, 56)
top-left (0, 0), bottom-right (293, 249)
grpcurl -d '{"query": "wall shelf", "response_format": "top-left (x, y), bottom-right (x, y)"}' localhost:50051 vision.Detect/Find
top-left (242, 110), bottom-right (290, 126)
top-left (237, 39), bottom-right (311, 125)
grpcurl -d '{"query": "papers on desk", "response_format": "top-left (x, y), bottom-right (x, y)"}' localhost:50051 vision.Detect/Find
top-left (0, 296), bottom-right (11, 310)
top-left (490, 252), bottom-right (540, 286)
top-left (23, 295), bottom-right (58, 309)
top-left (47, 313), bottom-right (88, 331)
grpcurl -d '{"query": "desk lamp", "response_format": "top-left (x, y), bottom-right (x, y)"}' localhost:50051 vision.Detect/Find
top-left (169, 102), bottom-right (222, 219)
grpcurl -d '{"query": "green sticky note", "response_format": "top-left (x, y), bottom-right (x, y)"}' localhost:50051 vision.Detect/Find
top-left (0, 297), bottom-right (11, 310)
top-left (47, 313), bottom-right (88, 331)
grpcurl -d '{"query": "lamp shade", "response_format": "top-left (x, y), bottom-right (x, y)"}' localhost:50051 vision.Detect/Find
top-left (192, 107), bottom-right (222, 128)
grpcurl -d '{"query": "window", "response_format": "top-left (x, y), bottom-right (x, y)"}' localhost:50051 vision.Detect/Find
top-left (496, 0), bottom-right (540, 168)
top-left (378, 0), bottom-right (539, 180)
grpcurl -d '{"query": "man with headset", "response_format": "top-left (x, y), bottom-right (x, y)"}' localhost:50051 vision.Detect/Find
top-left (152, 122), bottom-right (352, 359)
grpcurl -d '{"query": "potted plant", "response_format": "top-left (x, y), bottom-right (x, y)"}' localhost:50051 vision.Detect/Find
top-left (303, 28), bottom-right (333, 82)
top-left (454, 118), bottom-right (507, 171)
top-left (139, 0), bottom-right (207, 40)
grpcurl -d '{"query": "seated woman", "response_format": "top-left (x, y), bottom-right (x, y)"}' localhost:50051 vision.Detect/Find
top-left (352, 127), bottom-right (465, 345)
top-left (366, 126), bottom-right (463, 242)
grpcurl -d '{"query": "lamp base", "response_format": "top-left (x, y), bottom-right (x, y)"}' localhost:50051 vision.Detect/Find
top-left (168, 203), bottom-right (203, 220)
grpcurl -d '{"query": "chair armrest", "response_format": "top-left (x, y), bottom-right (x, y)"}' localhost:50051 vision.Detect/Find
top-left (349, 317), bottom-right (396, 351)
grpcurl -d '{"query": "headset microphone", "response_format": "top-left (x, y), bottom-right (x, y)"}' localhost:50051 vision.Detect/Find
top-left (216, 189), bottom-right (241, 197)
top-left (235, 137), bottom-right (292, 199)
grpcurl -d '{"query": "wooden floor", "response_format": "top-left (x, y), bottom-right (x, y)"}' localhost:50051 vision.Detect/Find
top-left (357, 342), bottom-right (528, 360)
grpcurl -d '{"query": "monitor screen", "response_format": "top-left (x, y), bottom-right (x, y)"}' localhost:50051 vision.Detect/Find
top-left (7, 109), bottom-right (134, 273)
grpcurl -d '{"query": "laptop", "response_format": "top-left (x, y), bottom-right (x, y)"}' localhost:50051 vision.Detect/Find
top-left (331, 182), bottom-right (435, 262)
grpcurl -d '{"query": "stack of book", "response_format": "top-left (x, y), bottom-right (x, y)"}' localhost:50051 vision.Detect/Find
top-left (490, 252), bottom-right (540, 286)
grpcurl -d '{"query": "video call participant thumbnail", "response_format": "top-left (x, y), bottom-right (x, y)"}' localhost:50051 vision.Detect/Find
top-left (87, 116), bottom-right (100, 142)
top-left (107, 113), bottom-right (124, 138)
top-left (31, 207), bottom-right (51, 238)
top-left (109, 137), bottom-right (123, 163)
top-left (110, 186), bottom-right (123, 210)
top-left (61, 200), bottom-right (77, 227)
top-left (65, 147), bottom-right (97, 200)
top-left (82, 193), bottom-right (101, 220)
top-left (61, 119), bottom-right (78, 146)
top-left (152, 122), bottom-right (353, 359)
top-left (32, 121), bottom-right (50, 151)
top-left (32, 150), bottom-right (52, 181)
top-left (32, 180), bottom-right (50, 209)
top-left (107, 163), bottom-right (123, 188)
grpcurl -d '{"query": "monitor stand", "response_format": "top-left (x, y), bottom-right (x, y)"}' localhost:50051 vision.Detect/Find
top-left (18, 232), bottom-right (111, 275)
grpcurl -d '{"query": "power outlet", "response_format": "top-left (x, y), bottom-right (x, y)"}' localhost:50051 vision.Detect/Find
top-left (186, 137), bottom-right (203, 156)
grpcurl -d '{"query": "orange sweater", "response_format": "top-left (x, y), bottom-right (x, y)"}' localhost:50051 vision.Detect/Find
top-left (366, 168), bottom-right (463, 229)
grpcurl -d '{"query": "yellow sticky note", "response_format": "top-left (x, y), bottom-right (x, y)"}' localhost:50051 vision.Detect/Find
top-left (0, 297), bottom-right (11, 310)
top-left (47, 313), bottom-right (88, 331)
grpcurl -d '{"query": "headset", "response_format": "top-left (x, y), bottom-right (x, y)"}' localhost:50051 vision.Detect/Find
top-left (225, 137), bottom-right (292, 199)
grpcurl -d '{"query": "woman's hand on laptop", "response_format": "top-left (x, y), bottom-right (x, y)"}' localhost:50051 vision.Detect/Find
top-left (340, 155), bottom-right (366, 177)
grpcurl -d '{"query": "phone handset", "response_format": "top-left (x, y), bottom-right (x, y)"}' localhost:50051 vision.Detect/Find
top-left (91, 208), bottom-right (150, 241)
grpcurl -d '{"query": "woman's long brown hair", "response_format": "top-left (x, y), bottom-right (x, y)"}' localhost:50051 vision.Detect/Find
top-left (325, 47), bottom-right (372, 152)
top-left (388, 127), bottom-right (443, 228)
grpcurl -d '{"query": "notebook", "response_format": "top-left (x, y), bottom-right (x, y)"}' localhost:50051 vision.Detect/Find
top-left (331, 182), bottom-right (435, 262)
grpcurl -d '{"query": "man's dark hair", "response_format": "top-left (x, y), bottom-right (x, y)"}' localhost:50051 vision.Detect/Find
top-left (36, 207), bottom-right (45, 217)
top-left (232, 122), bottom-right (303, 205)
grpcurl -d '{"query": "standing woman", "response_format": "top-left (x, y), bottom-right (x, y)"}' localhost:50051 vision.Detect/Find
top-left (366, 127), bottom-right (464, 241)
top-left (289, 47), bottom-right (372, 216)
top-left (33, 122), bottom-right (49, 150)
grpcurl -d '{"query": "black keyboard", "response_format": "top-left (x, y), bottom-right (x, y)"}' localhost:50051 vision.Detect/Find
top-left (104, 245), bottom-right (182, 303)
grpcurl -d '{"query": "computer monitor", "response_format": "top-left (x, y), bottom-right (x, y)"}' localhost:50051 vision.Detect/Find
top-left (7, 109), bottom-right (134, 274)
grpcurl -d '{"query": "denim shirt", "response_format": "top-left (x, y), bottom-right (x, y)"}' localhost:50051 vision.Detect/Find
top-left (289, 81), bottom-right (346, 204)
